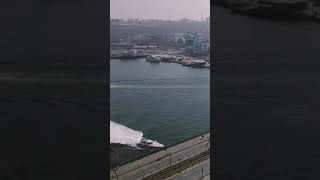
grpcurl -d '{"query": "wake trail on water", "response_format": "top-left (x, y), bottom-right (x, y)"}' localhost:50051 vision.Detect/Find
top-left (110, 121), bottom-right (164, 149)
top-left (110, 84), bottom-right (209, 89)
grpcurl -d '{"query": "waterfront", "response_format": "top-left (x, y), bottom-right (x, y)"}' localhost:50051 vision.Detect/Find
top-left (214, 6), bottom-right (320, 179)
top-left (110, 58), bottom-right (209, 166)
top-left (111, 49), bottom-right (210, 68)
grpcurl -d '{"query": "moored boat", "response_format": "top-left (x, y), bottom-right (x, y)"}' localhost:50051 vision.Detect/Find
top-left (182, 59), bottom-right (207, 68)
top-left (146, 55), bottom-right (162, 62)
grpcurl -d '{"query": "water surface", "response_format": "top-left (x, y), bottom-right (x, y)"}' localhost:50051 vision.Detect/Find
top-left (110, 58), bottom-right (210, 165)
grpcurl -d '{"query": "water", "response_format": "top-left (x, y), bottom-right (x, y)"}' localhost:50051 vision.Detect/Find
top-left (110, 121), bottom-right (164, 149)
top-left (214, 6), bottom-right (320, 180)
top-left (110, 59), bottom-right (210, 165)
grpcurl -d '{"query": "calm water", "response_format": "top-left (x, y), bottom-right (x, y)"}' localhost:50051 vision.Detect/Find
top-left (110, 58), bottom-right (209, 164)
top-left (214, 6), bottom-right (320, 180)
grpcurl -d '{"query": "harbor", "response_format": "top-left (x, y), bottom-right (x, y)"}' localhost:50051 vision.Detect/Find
top-left (110, 9), bottom-right (210, 179)
top-left (111, 49), bottom-right (210, 68)
top-left (110, 20), bottom-right (210, 69)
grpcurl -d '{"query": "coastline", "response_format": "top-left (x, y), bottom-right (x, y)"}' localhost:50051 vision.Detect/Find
top-left (110, 48), bottom-right (210, 68)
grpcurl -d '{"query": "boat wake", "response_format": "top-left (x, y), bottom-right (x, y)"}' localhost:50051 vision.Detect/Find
top-left (110, 84), bottom-right (209, 89)
top-left (110, 84), bottom-right (134, 88)
top-left (110, 121), bottom-right (164, 149)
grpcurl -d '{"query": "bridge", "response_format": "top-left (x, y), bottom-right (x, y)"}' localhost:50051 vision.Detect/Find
top-left (110, 133), bottom-right (210, 180)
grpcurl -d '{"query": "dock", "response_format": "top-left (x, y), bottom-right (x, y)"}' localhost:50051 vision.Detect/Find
top-left (110, 133), bottom-right (210, 180)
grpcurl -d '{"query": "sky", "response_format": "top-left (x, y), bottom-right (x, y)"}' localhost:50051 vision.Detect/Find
top-left (110, 0), bottom-right (210, 21)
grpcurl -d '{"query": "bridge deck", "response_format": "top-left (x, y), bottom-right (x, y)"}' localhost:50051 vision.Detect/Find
top-left (110, 133), bottom-right (210, 180)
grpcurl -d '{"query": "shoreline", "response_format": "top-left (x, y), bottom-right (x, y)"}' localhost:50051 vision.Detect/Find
top-left (110, 49), bottom-right (210, 69)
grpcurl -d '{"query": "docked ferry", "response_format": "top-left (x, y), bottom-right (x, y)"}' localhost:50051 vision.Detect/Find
top-left (146, 55), bottom-right (162, 62)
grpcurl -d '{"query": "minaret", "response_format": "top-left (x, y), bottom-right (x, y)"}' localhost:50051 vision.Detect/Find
top-left (201, 12), bottom-right (203, 22)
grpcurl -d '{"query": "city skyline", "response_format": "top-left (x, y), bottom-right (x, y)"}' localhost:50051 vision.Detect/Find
top-left (110, 0), bottom-right (210, 21)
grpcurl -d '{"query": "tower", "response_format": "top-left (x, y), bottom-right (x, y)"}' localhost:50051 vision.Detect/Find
top-left (201, 12), bottom-right (203, 21)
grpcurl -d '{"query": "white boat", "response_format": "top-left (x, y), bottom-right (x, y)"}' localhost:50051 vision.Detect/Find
top-left (160, 54), bottom-right (176, 62)
top-left (141, 138), bottom-right (153, 145)
top-left (204, 62), bottom-right (210, 68)
top-left (139, 137), bottom-right (164, 147)
top-left (146, 55), bottom-right (162, 62)
top-left (182, 59), bottom-right (206, 67)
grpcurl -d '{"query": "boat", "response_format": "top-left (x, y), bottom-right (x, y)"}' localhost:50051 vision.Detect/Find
top-left (146, 55), bottom-right (162, 62)
top-left (182, 59), bottom-right (207, 68)
top-left (160, 54), bottom-right (176, 62)
top-left (141, 138), bottom-right (153, 145)
top-left (110, 50), bottom-right (147, 59)
top-left (204, 62), bottom-right (210, 68)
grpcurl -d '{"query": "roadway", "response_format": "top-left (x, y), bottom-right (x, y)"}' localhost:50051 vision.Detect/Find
top-left (141, 149), bottom-right (210, 180)
top-left (110, 133), bottom-right (210, 180)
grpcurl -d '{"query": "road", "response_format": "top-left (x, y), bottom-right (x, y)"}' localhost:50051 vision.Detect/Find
top-left (141, 149), bottom-right (210, 180)
top-left (110, 133), bottom-right (210, 180)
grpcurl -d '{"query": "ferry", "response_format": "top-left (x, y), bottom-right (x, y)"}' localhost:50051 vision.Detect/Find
top-left (110, 50), bottom-right (147, 59)
top-left (146, 55), bottom-right (162, 62)
top-left (160, 54), bottom-right (176, 62)
top-left (182, 59), bottom-right (207, 68)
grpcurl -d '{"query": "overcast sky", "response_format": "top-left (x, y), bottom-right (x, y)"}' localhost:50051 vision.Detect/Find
top-left (110, 0), bottom-right (210, 20)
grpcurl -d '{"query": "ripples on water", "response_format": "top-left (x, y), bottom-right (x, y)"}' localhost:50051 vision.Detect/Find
top-left (110, 59), bottom-right (210, 165)
top-left (110, 83), bottom-right (209, 89)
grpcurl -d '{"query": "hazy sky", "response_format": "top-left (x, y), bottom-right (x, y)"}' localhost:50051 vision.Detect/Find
top-left (110, 0), bottom-right (210, 20)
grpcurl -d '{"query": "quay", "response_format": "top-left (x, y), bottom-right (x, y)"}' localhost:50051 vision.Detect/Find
top-left (110, 132), bottom-right (210, 180)
top-left (110, 49), bottom-right (210, 69)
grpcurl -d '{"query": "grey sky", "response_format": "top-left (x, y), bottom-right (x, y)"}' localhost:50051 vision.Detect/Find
top-left (110, 0), bottom-right (210, 20)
